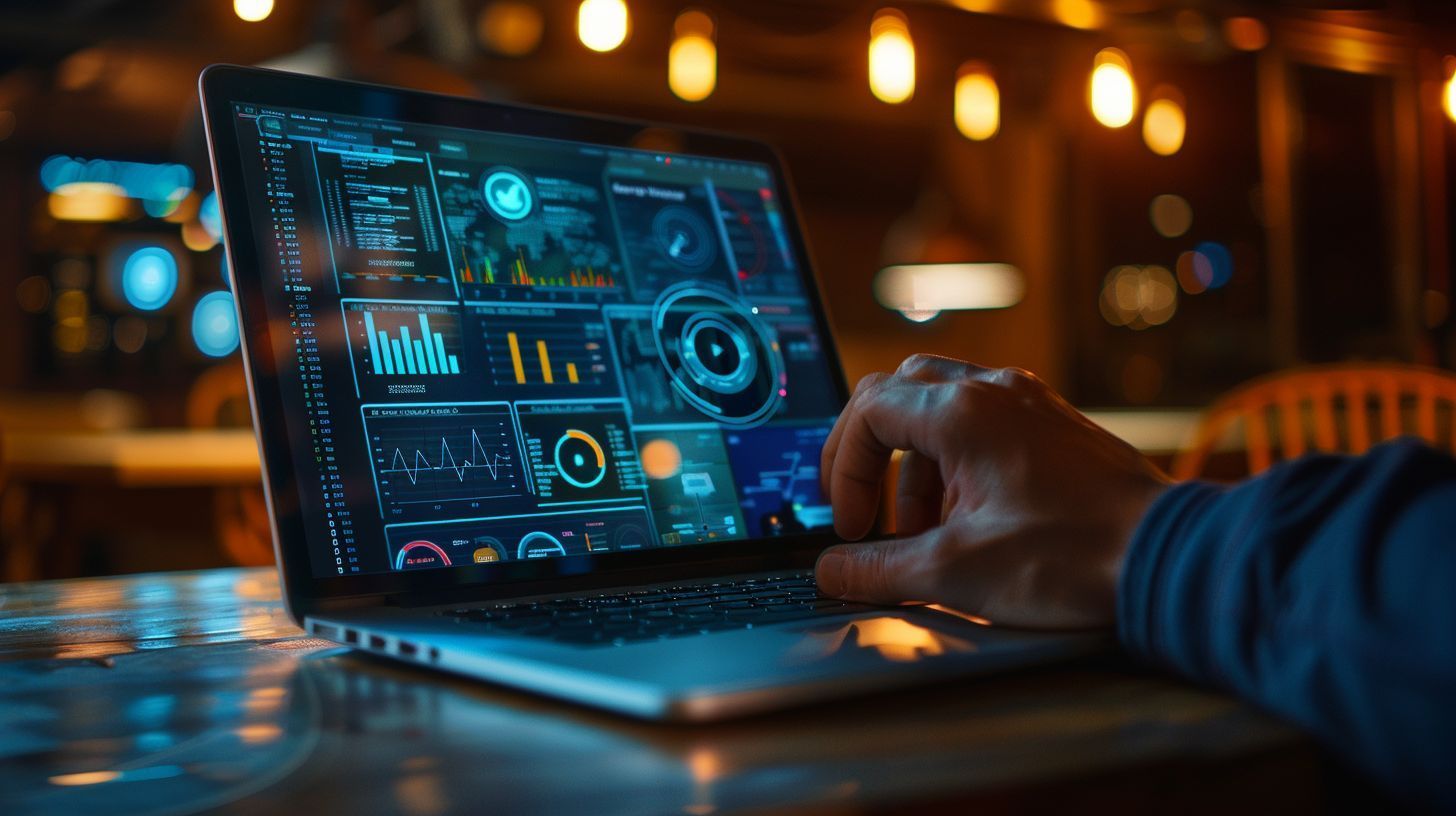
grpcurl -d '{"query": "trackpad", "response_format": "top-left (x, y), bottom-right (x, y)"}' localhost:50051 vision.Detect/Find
top-left (780, 614), bottom-right (982, 667)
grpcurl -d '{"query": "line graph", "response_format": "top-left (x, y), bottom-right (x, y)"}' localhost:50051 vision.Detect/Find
top-left (364, 403), bottom-right (526, 520)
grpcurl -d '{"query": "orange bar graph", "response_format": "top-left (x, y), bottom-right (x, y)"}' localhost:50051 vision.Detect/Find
top-left (566, 363), bottom-right (579, 384)
top-left (506, 332), bottom-right (526, 384)
top-left (537, 340), bottom-right (554, 384)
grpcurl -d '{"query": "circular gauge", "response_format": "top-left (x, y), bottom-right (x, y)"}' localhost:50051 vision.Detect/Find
top-left (652, 282), bottom-right (784, 427)
top-left (517, 531), bottom-right (567, 559)
top-left (480, 167), bottom-right (535, 222)
top-left (651, 205), bottom-right (716, 271)
top-left (611, 523), bottom-right (652, 551)
top-left (471, 536), bottom-right (506, 564)
top-left (395, 540), bottom-right (452, 570)
top-left (553, 429), bottom-right (607, 489)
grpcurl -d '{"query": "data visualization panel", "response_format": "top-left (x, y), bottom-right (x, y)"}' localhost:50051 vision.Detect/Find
top-left (344, 300), bottom-right (467, 400)
top-left (434, 155), bottom-right (625, 303)
top-left (311, 144), bottom-right (453, 298)
top-left (516, 401), bottom-right (644, 507)
top-left (608, 179), bottom-right (735, 300)
top-left (383, 506), bottom-right (654, 570)
top-left (604, 310), bottom-right (701, 424)
top-left (468, 303), bottom-right (614, 395)
top-left (363, 403), bottom-right (526, 521)
top-left (635, 426), bottom-right (747, 546)
top-left (725, 424), bottom-right (833, 536)
top-left (714, 184), bottom-right (804, 300)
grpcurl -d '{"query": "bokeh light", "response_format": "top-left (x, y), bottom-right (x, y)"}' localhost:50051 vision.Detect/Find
top-left (954, 62), bottom-right (999, 141)
top-left (1194, 240), bottom-right (1233, 288)
top-left (669, 11), bottom-right (717, 102)
top-left (1142, 94), bottom-right (1186, 156)
top-left (1444, 68), bottom-right (1456, 125)
top-left (199, 191), bottom-right (222, 240)
top-left (1099, 264), bottom-right (1177, 329)
top-left (48, 182), bottom-right (130, 222)
top-left (477, 1), bottom-right (545, 57)
top-left (121, 246), bottom-right (179, 311)
top-left (192, 291), bottom-right (240, 357)
top-left (1149, 194), bottom-right (1193, 238)
top-left (1052, 0), bottom-right (1103, 30)
top-left (869, 10), bottom-right (916, 104)
top-left (234, 0), bottom-right (274, 23)
top-left (1089, 48), bottom-right (1136, 128)
top-left (1223, 17), bottom-right (1269, 52)
top-left (578, 0), bottom-right (629, 53)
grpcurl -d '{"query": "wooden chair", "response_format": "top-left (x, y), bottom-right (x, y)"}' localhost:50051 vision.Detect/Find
top-left (1171, 363), bottom-right (1456, 481)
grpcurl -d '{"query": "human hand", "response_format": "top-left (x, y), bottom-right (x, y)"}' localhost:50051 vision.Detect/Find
top-left (815, 355), bottom-right (1172, 629)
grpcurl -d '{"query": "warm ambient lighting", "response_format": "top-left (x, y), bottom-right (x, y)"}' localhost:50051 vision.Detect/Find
top-left (578, 0), bottom-right (629, 53)
top-left (477, 1), bottom-right (545, 57)
top-left (1223, 16), bottom-right (1269, 52)
top-left (1052, 0), bottom-right (1104, 30)
top-left (874, 263), bottom-right (1025, 322)
top-left (1444, 67), bottom-right (1456, 125)
top-left (48, 182), bottom-right (130, 222)
top-left (868, 10), bottom-right (915, 104)
top-left (1142, 90), bottom-right (1186, 156)
top-left (669, 10), bottom-right (716, 102)
top-left (1089, 48), bottom-right (1136, 129)
top-left (233, 0), bottom-right (274, 23)
top-left (954, 62), bottom-right (999, 140)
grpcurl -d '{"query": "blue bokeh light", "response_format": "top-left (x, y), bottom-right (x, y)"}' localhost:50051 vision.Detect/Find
top-left (192, 290), bottom-right (239, 357)
top-left (199, 191), bottom-right (222, 240)
top-left (1195, 241), bottom-right (1234, 289)
top-left (121, 246), bottom-right (179, 311)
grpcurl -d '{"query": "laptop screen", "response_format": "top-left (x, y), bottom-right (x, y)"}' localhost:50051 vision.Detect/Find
top-left (226, 101), bottom-right (841, 578)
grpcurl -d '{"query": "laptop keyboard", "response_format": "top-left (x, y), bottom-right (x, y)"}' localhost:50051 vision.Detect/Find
top-left (441, 572), bottom-right (876, 646)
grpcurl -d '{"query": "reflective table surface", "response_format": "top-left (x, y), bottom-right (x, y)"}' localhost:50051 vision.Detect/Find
top-left (0, 568), bottom-right (1321, 815)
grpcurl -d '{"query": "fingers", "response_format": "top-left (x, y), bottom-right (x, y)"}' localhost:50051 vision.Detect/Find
top-left (895, 450), bottom-right (943, 537)
top-left (827, 380), bottom-right (937, 539)
top-left (815, 530), bottom-right (942, 605)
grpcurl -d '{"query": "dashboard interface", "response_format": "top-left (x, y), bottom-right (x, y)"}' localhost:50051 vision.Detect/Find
top-left (227, 101), bottom-right (841, 578)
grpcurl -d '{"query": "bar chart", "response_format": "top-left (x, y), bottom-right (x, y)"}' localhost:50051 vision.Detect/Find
top-left (471, 304), bottom-right (612, 391)
top-left (346, 302), bottom-right (464, 379)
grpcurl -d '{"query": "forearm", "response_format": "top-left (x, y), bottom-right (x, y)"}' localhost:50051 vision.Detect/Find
top-left (1118, 440), bottom-right (1456, 809)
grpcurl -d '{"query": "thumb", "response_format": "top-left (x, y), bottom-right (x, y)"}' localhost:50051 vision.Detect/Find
top-left (815, 530), bottom-right (941, 605)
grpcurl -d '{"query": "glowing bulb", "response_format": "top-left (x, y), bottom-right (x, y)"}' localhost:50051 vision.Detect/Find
top-left (577, 0), bottom-right (628, 53)
top-left (1142, 96), bottom-right (1185, 156)
top-left (1445, 70), bottom-right (1456, 125)
top-left (669, 11), bottom-right (716, 102)
top-left (1090, 48), bottom-right (1136, 128)
top-left (1052, 0), bottom-right (1103, 30)
top-left (233, 0), bottom-right (274, 23)
top-left (954, 63), bottom-right (999, 140)
top-left (868, 10), bottom-right (915, 104)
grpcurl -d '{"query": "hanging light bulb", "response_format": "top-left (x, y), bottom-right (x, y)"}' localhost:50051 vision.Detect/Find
top-left (1142, 86), bottom-right (1186, 156)
top-left (868, 9), bottom-right (915, 104)
top-left (234, 0), bottom-right (274, 23)
top-left (578, 0), bottom-right (629, 53)
top-left (954, 62), bottom-right (999, 140)
top-left (1089, 47), bottom-right (1136, 128)
top-left (669, 10), bottom-right (716, 102)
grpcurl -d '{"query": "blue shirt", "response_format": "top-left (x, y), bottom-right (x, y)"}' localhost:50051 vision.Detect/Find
top-left (1119, 439), bottom-right (1456, 810)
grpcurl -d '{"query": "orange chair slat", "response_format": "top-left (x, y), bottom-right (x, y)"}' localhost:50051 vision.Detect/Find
top-left (1276, 385), bottom-right (1306, 459)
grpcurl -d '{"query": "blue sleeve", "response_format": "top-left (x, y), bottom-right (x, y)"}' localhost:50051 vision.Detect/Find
top-left (1118, 439), bottom-right (1456, 809)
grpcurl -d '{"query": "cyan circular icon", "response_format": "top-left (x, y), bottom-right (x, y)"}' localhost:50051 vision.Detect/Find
top-left (481, 168), bottom-right (534, 221)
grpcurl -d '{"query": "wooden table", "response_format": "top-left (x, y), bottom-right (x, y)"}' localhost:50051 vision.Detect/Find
top-left (0, 567), bottom-right (1336, 815)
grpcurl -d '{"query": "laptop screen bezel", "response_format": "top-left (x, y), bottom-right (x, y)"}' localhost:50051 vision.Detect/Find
top-left (200, 65), bottom-right (858, 615)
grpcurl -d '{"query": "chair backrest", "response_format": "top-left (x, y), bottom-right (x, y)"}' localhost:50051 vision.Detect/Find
top-left (1171, 363), bottom-right (1456, 480)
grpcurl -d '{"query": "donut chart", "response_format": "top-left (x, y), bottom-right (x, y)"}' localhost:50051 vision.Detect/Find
top-left (553, 428), bottom-right (607, 488)
top-left (394, 540), bottom-right (452, 570)
top-left (517, 531), bottom-right (567, 559)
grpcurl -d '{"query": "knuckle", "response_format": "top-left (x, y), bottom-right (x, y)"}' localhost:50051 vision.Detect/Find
top-left (943, 381), bottom-right (992, 422)
top-left (854, 371), bottom-right (889, 395)
top-left (991, 366), bottom-right (1038, 392)
top-left (896, 353), bottom-right (941, 378)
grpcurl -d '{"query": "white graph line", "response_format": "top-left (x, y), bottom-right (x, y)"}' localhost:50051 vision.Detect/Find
top-left (380, 428), bottom-right (513, 484)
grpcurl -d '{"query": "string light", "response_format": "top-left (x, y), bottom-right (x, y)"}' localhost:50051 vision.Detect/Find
top-left (669, 10), bottom-right (716, 102)
top-left (578, 0), bottom-right (629, 53)
top-left (1089, 47), bottom-right (1136, 128)
top-left (233, 0), bottom-right (274, 23)
top-left (868, 9), bottom-right (915, 104)
top-left (954, 62), bottom-right (999, 140)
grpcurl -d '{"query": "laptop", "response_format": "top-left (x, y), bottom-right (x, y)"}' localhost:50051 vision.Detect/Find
top-left (200, 65), bottom-right (1100, 721)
